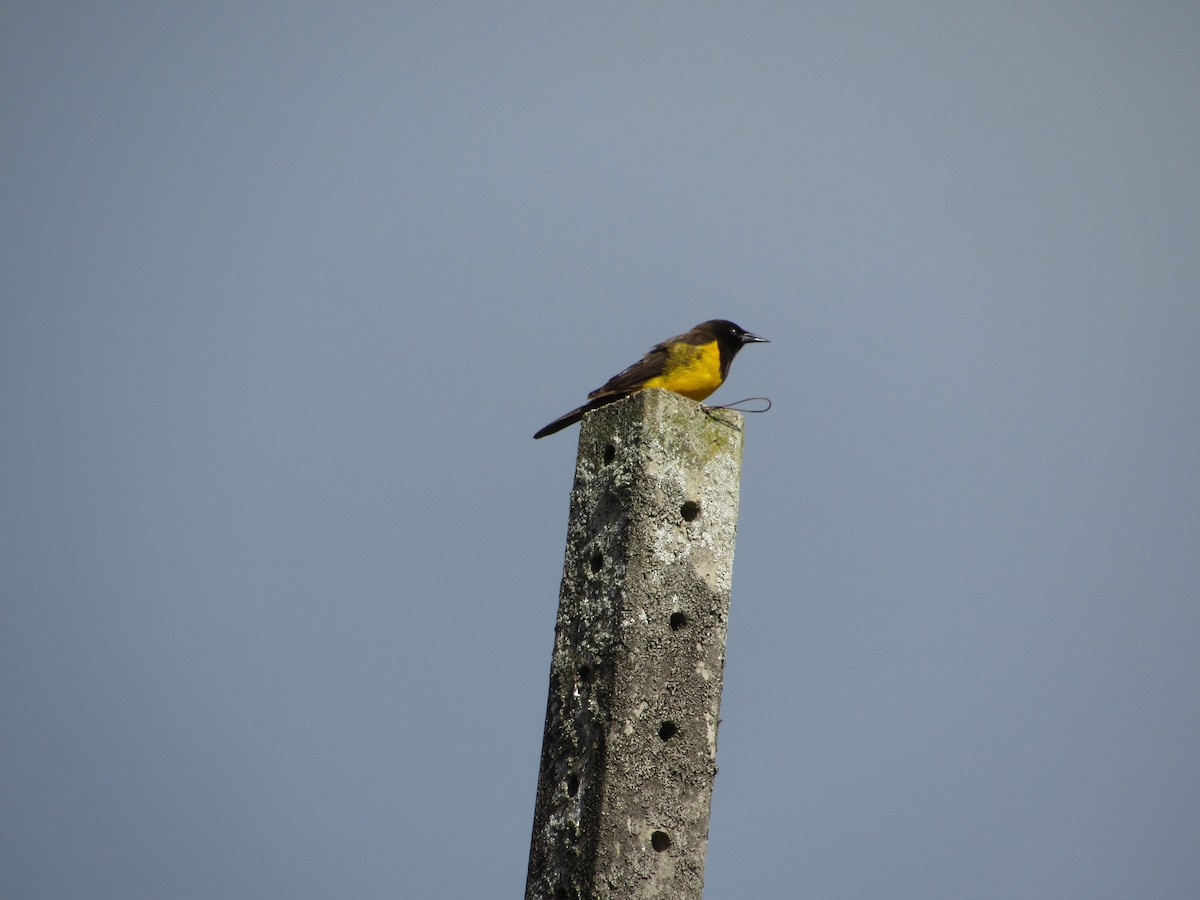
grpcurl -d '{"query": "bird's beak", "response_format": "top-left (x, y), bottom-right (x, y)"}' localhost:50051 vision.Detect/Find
top-left (741, 331), bottom-right (769, 344)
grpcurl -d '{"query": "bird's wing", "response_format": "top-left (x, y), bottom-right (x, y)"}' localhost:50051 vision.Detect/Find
top-left (585, 335), bottom-right (678, 400)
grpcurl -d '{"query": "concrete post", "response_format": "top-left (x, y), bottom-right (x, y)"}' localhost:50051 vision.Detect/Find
top-left (526, 388), bottom-right (745, 900)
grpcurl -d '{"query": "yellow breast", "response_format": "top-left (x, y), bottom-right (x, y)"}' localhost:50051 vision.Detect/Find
top-left (642, 341), bottom-right (724, 402)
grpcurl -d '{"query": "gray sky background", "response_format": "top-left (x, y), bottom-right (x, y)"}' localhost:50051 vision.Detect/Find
top-left (3, 3), bottom-right (1198, 898)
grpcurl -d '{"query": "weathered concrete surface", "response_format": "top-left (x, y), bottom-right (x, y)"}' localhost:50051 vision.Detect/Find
top-left (526, 389), bottom-right (744, 900)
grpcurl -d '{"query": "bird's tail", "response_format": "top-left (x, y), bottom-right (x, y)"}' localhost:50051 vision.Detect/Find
top-left (533, 394), bottom-right (625, 439)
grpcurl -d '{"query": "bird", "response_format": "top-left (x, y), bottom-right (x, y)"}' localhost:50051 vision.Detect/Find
top-left (533, 319), bottom-right (768, 438)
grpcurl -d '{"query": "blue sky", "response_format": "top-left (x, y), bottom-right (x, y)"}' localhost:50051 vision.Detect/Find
top-left (3, 3), bottom-right (1199, 897)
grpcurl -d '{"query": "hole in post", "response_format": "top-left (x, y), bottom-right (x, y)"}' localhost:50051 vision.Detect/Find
top-left (589, 552), bottom-right (603, 574)
top-left (651, 830), bottom-right (672, 852)
top-left (681, 500), bottom-right (700, 522)
top-left (577, 665), bottom-right (591, 683)
top-left (603, 443), bottom-right (616, 465)
top-left (566, 775), bottom-right (579, 797)
top-left (658, 721), bottom-right (678, 741)
top-left (669, 612), bottom-right (687, 631)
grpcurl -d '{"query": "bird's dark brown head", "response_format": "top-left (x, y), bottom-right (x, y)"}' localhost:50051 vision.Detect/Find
top-left (696, 319), bottom-right (769, 356)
